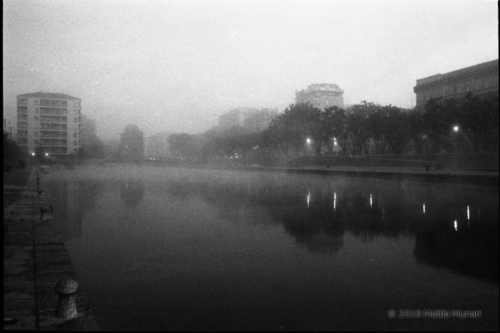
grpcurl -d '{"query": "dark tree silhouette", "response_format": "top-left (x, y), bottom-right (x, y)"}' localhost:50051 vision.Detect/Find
top-left (119, 124), bottom-right (145, 160)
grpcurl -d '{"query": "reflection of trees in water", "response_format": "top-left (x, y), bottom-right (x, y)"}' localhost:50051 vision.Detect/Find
top-left (279, 204), bottom-right (345, 255)
top-left (164, 176), bottom-right (499, 283)
top-left (413, 213), bottom-right (499, 285)
top-left (119, 179), bottom-right (145, 208)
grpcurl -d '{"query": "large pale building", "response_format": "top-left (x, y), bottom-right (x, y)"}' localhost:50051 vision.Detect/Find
top-left (218, 107), bottom-right (278, 132)
top-left (414, 59), bottom-right (499, 108)
top-left (295, 83), bottom-right (344, 110)
top-left (16, 92), bottom-right (82, 157)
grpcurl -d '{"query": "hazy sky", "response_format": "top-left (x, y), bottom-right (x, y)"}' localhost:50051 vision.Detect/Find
top-left (3, 0), bottom-right (498, 140)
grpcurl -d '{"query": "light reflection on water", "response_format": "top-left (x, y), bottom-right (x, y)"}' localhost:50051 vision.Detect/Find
top-left (45, 166), bottom-right (499, 331)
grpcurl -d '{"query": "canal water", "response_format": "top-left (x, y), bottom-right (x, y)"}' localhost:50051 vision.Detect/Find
top-left (44, 165), bottom-right (499, 331)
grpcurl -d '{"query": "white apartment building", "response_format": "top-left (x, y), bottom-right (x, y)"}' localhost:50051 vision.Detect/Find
top-left (16, 92), bottom-right (82, 156)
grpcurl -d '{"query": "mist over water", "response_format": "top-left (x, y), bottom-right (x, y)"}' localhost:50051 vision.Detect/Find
top-left (44, 165), bottom-right (499, 331)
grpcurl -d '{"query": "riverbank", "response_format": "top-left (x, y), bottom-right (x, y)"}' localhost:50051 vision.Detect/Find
top-left (3, 168), bottom-right (99, 331)
top-left (276, 165), bottom-right (499, 186)
top-left (191, 162), bottom-right (499, 186)
top-left (93, 159), bottom-right (500, 186)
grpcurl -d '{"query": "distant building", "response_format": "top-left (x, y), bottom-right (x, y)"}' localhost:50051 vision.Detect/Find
top-left (145, 131), bottom-right (174, 159)
top-left (81, 115), bottom-right (97, 138)
top-left (218, 107), bottom-right (278, 132)
top-left (295, 83), bottom-right (344, 110)
top-left (80, 115), bottom-right (97, 146)
top-left (80, 115), bottom-right (98, 151)
top-left (414, 59), bottom-right (499, 108)
top-left (16, 92), bottom-right (82, 156)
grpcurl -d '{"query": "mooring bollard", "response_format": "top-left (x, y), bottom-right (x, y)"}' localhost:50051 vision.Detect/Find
top-left (54, 278), bottom-right (79, 320)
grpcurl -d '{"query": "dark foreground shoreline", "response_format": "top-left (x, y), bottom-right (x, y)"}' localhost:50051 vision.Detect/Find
top-left (4, 168), bottom-right (99, 331)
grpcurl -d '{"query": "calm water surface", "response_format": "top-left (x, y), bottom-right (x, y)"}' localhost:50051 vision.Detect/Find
top-left (45, 165), bottom-right (499, 331)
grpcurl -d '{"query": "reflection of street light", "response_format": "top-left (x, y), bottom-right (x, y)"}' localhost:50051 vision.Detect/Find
top-left (452, 125), bottom-right (460, 153)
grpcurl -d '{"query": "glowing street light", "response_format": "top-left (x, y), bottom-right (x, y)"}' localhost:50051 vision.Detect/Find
top-left (31, 152), bottom-right (35, 156)
top-left (453, 125), bottom-right (459, 132)
top-left (306, 138), bottom-right (312, 145)
top-left (45, 153), bottom-right (49, 157)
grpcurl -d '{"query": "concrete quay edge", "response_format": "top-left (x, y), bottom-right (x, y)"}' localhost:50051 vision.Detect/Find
top-left (251, 166), bottom-right (499, 185)
top-left (4, 168), bottom-right (100, 331)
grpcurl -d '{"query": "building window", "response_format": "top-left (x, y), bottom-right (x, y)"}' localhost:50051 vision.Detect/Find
top-left (34, 139), bottom-right (39, 145)
top-left (73, 140), bottom-right (78, 146)
top-left (17, 98), bottom-right (28, 105)
top-left (34, 99), bottom-right (39, 105)
top-left (34, 116), bottom-right (39, 121)
top-left (73, 133), bottom-right (78, 138)
top-left (34, 131), bottom-right (38, 137)
top-left (74, 117), bottom-right (78, 123)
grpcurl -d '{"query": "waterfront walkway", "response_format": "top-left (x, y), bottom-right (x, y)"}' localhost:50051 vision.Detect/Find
top-left (3, 168), bottom-right (99, 331)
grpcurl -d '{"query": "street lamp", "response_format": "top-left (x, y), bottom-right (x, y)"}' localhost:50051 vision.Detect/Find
top-left (306, 138), bottom-right (311, 145)
top-left (453, 125), bottom-right (459, 133)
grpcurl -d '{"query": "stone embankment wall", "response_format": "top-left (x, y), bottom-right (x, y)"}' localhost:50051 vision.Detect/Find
top-left (291, 153), bottom-right (499, 171)
top-left (4, 167), bottom-right (100, 331)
